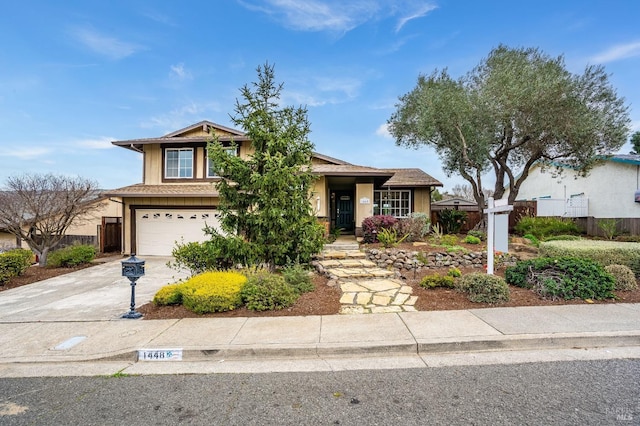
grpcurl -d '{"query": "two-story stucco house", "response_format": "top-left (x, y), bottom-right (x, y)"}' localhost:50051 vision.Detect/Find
top-left (106, 121), bottom-right (442, 256)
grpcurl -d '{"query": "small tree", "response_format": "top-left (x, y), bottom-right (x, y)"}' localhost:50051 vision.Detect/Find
top-left (0, 174), bottom-right (101, 266)
top-left (630, 131), bottom-right (640, 155)
top-left (207, 63), bottom-right (325, 271)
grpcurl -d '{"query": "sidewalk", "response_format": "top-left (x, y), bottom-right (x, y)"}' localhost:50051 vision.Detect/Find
top-left (0, 258), bottom-right (639, 377)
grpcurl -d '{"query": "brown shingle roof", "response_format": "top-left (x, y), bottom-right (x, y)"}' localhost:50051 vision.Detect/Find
top-left (311, 164), bottom-right (394, 177)
top-left (380, 169), bottom-right (443, 187)
top-left (104, 184), bottom-right (219, 198)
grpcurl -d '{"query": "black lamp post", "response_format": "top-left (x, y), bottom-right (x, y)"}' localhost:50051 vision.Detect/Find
top-left (121, 254), bottom-right (145, 319)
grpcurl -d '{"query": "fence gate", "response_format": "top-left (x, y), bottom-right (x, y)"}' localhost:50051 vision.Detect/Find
top-left (101, 217), bottom-right (122, 253)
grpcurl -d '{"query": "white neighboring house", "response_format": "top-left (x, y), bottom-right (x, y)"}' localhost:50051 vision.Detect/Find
top-left (505, 155), bottom-right (640, 219)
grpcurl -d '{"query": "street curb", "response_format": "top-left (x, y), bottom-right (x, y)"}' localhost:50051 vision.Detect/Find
top-left (4, 331), bottom-right (635, 365)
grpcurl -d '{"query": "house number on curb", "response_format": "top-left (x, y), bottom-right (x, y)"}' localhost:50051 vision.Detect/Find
top-left (138, 349), bottom-right (183, 361)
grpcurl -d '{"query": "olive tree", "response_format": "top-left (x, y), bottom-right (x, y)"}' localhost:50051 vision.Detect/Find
top-left (0, 174), bottom-right (101, 266)
top-left (388, 45), bottom-right (630, 213)
top-left (207, 63), bottom-right (325, 270)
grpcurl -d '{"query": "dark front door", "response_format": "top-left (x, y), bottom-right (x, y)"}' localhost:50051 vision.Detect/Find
top-left (335, 191), bottom-right (354, 232)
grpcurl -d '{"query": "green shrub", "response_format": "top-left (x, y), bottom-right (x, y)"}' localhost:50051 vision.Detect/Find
top-left (455, 273), bottom-right (510, 304)
top-left (240, 272), bottom-right (299, 311)
top-left (539, 240), bottom-right (640, 276)
top-left (437, 209), bottom-right (467, 234)
top-left (0, 249), bottom-right (33, 284)
top-left (282, 264), bottom-right (314, 294)
top-left (447, 267), bottom-right (462, 278)
top-left (514, 216), bottom-right (579, 239)
top-left (463, 235), bottom-right (481, 244)
top-left (467, 230), bottom-right (486, 241)
top-left (180, 271), bottom-right (247, 314)
top-left (47, 244), bottom-right (96, 268)
top-left (604, 264), bottom-right (638, 291)
top-left (505, 257), bottom-right (615, 300)
top-left (377, 227), bottom-right (408, 248)
top-left (440, 234), bottom-right (459, 247)
top-left (169, 235), bottom-right (257, 274)
top-left (153, 284), bottom-right (183, 306)
top-left (597, 218), bottom-right (619, 240)
top-left (420, 274), bottom-right (455, 289)
top-left (523, 234), bottom-right (540, 247)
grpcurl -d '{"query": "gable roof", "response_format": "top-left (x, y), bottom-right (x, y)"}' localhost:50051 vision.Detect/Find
top-left (112, 121), bottom-right (249, 153)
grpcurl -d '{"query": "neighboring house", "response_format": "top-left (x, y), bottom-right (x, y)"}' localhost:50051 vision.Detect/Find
top-left (106, 120), bottom-right (443, 256)
top-left (0, 196), bottom-right (123, 253)
top-left (431, 197), bottom-right (481, 232)
top-left (506, 155), bottom-right (640, 219)
top-left (504, 155), bottom-right (640, 236)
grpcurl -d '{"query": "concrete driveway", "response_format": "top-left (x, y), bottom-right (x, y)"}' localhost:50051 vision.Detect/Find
top-left (0, 257), bottom-right (189, 322)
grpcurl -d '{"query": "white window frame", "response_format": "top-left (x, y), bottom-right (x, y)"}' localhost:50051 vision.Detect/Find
top-left (373, 190), bottom-right (411, 218)
top-left (206, 147), bottom-right (238, 178)
top-left (165, 148), bottom-right (193, 179)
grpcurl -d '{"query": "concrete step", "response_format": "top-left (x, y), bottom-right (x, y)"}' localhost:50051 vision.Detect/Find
top-left (317, 250), bottom-right (365, 260)
top-left (323, 243), bottom-right (360, 251)
top-left (323, 267), bottom-right (396, 280)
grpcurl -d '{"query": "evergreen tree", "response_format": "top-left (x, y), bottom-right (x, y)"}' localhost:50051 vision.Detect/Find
top-left (207, 63), bottom-right (325, 270)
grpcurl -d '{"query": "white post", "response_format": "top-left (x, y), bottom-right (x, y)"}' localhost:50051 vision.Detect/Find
top-left (486, 197), bottom-right (495, 275)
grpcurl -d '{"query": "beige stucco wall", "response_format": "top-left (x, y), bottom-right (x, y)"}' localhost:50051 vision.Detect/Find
top-left (311, 176), bottom-right (328, 217)
top-left (65, 198), bottom-right (123, 236)
top-left (355, 183), bottom-right (374, 227)
top-left (0, 231), bottom-right (18, 248)
top-left (413, 188), bottom-right (432, 216)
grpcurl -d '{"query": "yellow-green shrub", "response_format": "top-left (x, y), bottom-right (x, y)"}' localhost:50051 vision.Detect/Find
top-left (180, 271), bottom-right (247, 314)
top-left (153, 284), bottom-right (183, 306)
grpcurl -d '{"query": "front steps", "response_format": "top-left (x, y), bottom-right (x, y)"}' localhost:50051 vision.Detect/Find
top-left (313, 249), bottom-right (417, 314)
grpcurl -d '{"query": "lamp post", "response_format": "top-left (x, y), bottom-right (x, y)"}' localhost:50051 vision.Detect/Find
top-left (121, 254), bottom-right (145, 319)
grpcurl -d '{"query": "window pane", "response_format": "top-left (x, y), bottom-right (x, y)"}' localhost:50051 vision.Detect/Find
top-left (165, 148), bottom-right (193, 178)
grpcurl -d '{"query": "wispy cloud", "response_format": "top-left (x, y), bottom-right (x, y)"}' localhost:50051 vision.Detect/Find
top-left (70, 27), bottom-right (142, 60)
top-left (395, 3), bottom-right (438, 32)
top-left (170, 63), bottom-right (193, 80)
top-left (238, 0), bottom-right (436, 34)
top-left (590, 41), bottom-right (640, 63)
top-left (285, 73), bottom-right (363, 106)
top-left (0, 147), bottom-right (52, 160)
top-left (141, 102), bottom-right (224, 132)
top-left (74, 136), bottom-right (115, 150)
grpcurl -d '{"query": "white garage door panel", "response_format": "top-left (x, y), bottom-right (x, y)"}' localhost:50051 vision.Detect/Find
top-left (135, 209), bottom-right (221, 256)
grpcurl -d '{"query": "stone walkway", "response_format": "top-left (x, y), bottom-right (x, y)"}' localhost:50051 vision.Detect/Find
top-left (313, 249), bottom-right (418, 314)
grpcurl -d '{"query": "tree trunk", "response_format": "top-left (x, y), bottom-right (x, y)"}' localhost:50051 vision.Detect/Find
top-left (37, 248), bottom-right (48, 267)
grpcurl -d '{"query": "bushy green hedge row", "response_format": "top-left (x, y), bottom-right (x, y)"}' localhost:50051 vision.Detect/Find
top-left (0, 249), bottom-right (33, 285)
top-left (47, 244), bottom-right (96, 267)
top-left (539, 240), bottom-right (640, 277)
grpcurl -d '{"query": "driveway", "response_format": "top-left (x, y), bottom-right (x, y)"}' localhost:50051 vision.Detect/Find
top-left (0, 257), bottom-right (189, 322)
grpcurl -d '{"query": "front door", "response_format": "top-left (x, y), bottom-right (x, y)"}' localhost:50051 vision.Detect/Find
top-left (335, 191), bottom-right (354, 232)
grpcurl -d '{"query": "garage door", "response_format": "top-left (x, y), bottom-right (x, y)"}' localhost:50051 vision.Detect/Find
top-left (135, 209), bottom-right (222, 256)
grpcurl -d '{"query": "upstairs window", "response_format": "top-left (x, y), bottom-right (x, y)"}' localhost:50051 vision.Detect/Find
top-left (206, 147), bottom-right (238, 178)
top-left (165, 148), bottom-right (193, 178)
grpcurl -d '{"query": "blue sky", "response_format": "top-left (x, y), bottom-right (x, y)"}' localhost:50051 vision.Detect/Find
top-left (1, 0), bottom-right (639, 191)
